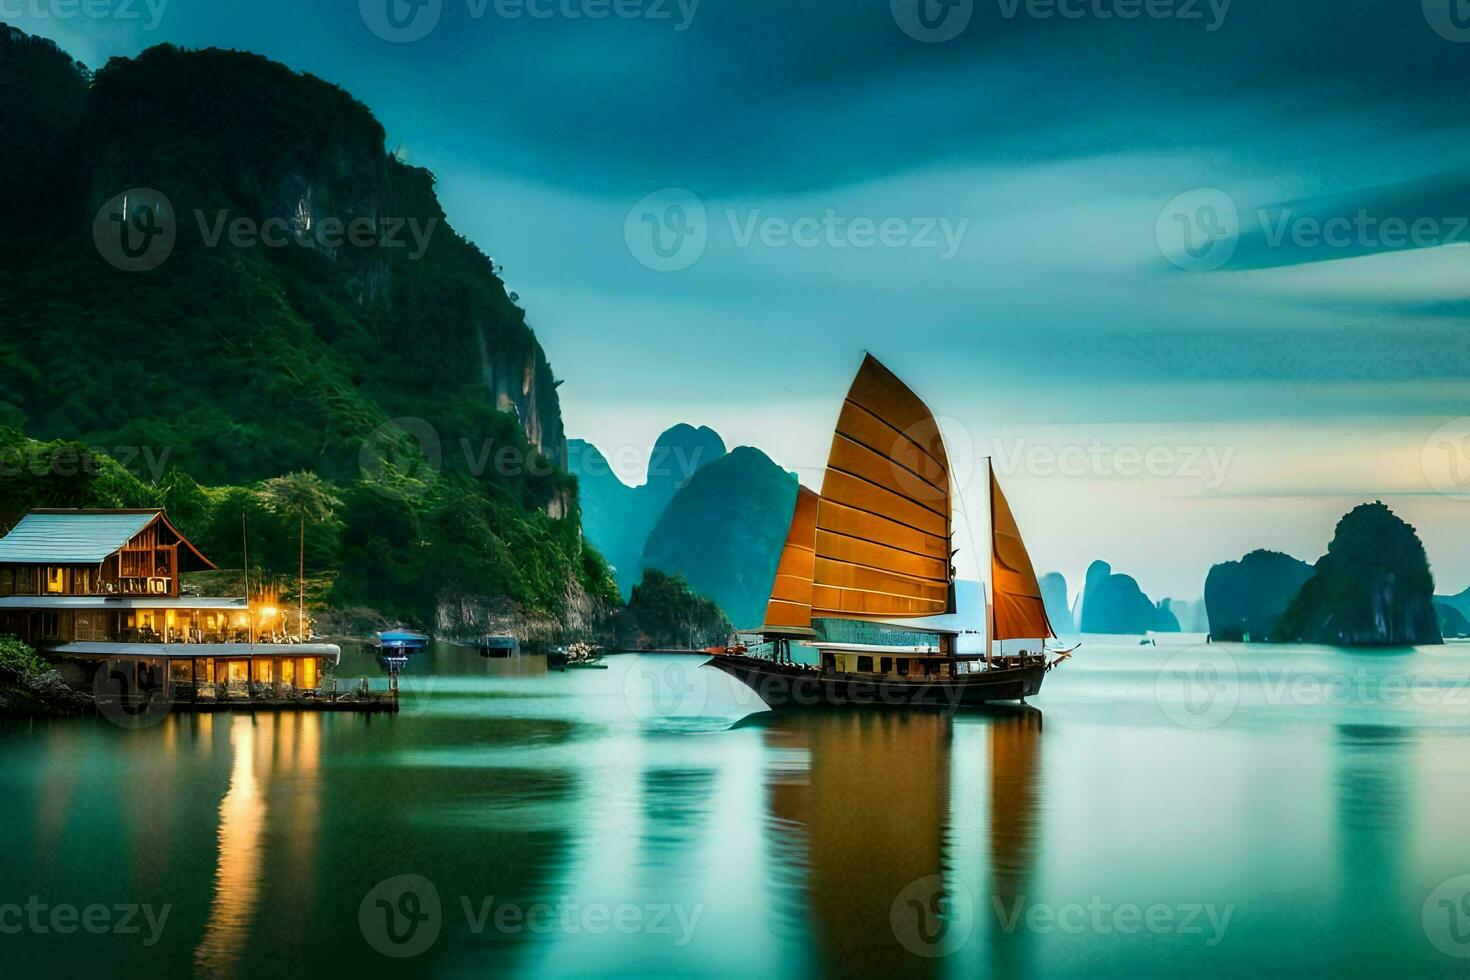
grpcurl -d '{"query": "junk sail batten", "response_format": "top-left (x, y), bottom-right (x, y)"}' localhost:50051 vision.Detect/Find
top-left (810, 355), bottom-right (953, 621)
top-left (989, 467), bottom-right (1056, 641)
top-left (759, 486), bottom-right (820, 636)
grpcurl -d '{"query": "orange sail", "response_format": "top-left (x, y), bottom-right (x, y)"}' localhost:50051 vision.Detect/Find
top-left (989, 468), bottom-right (1055, 641)
top-left (760, 485), bottom-right (820, 636)
top-left (811, 355), bottom-right (953, 620)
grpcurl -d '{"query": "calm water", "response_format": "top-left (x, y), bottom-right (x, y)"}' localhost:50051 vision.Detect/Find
top-left (3, 638), bottom-right (1470, 978)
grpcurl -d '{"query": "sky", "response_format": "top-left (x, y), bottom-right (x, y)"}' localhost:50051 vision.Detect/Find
top-left (13, 0), bottom-right (1470, 601)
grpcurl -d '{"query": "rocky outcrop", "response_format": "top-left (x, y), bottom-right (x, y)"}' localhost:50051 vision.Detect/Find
top-left (1079, 560), bottom-right (1177, 634)
top-left (1436, 603), bottom-right (1470, 639)
top-left (569, 424), bottom-right (727, 596)
top-left (1205, 550), bottom-right (1314, 641)
top-left (637, 446), bottom-right (797, 629)
top-left (1039, 572), bottom-right (1075, 634)
top-left (1275, 502), bottom-right (1441, 646)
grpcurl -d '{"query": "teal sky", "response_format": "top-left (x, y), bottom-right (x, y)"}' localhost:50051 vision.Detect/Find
top-left (15, 1), bottom-right (1470, 600)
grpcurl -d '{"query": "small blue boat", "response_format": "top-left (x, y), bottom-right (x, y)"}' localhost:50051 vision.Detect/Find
top-left (375, 629), bottom-right (429, 654)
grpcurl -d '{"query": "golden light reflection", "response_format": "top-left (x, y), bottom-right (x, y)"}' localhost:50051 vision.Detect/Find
top-left (194, 716), bottom-right (267, 977)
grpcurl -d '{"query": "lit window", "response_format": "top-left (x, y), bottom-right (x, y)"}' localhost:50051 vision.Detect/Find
top-left (46, 568), bottom-right (65, 593)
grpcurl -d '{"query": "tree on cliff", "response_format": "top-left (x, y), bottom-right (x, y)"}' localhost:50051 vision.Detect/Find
top-left (1275, 502), bottom-right (1441, 646)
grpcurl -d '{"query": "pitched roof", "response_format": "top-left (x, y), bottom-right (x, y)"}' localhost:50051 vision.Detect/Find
top-left (0, 510), bottom-right (216, 569)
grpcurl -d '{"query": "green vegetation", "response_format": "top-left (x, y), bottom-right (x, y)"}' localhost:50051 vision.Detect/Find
top-left (624, 570), bottom-right (733, 650)
top-left (1276, 502), bottom-right (1441, 646)
top-left (0, 636), bottom-right (48, 677)
top-left (0, 31), bottom-right (616, 632)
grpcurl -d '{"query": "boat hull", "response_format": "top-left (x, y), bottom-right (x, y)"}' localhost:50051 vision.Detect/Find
top-left (705, 655), bottom-right (1046, 711)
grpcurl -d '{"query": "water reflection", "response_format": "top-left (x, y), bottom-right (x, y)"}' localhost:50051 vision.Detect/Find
top-left (194, 716), bottom-right (266, 976)
top-left (193, 714), bottom-right (321, 977)
top-left (761, 711), bottom-right (952, 975)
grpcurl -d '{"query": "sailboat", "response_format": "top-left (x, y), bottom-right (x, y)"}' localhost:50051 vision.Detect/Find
top-left (706, 354), bottom-right (1067, 709)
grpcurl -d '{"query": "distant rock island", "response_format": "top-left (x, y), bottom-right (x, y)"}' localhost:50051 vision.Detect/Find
top-left (1434, 586), bottom-right (1470, 638)
top-left (571, 424), bottom-right (797, 628)
top-left (1078, 560), bottom-right (1179, 634)
top-left (1205, 549), bottom-right (1315, 642)
top-left (1274, 502), bottom-right (1441, 646)
top-left (568, 424), bottom-right (727, 596)
top-left (638, 447), bottom-right (799, 630)
top-left (1039, 572), bottom-right (1075, 633)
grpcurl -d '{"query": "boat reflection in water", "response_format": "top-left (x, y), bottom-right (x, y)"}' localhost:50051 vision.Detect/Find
top-left (748, 703), bottom-right (1043, 974)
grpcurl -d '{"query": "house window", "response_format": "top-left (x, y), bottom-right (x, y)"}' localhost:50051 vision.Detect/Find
top-left (880, 657), bottom-right (893, 675)
top-left (45, 568), bottom-right (65, 594)
top-left (0, 569), bottom-right (12, 595)
top-left (15, 567), bottom-right (33, 593)
top-left (857, 655), bottom-right (874, 673)
top-left (897, 658), bottom-right (910, 677)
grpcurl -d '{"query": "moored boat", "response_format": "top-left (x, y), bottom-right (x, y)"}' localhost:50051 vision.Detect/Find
top-left (705, 354), bottom-right (1071, 711)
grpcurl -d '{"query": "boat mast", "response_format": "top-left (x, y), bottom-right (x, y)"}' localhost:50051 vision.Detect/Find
top-left (985, 457), bottom-right (994, 667)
